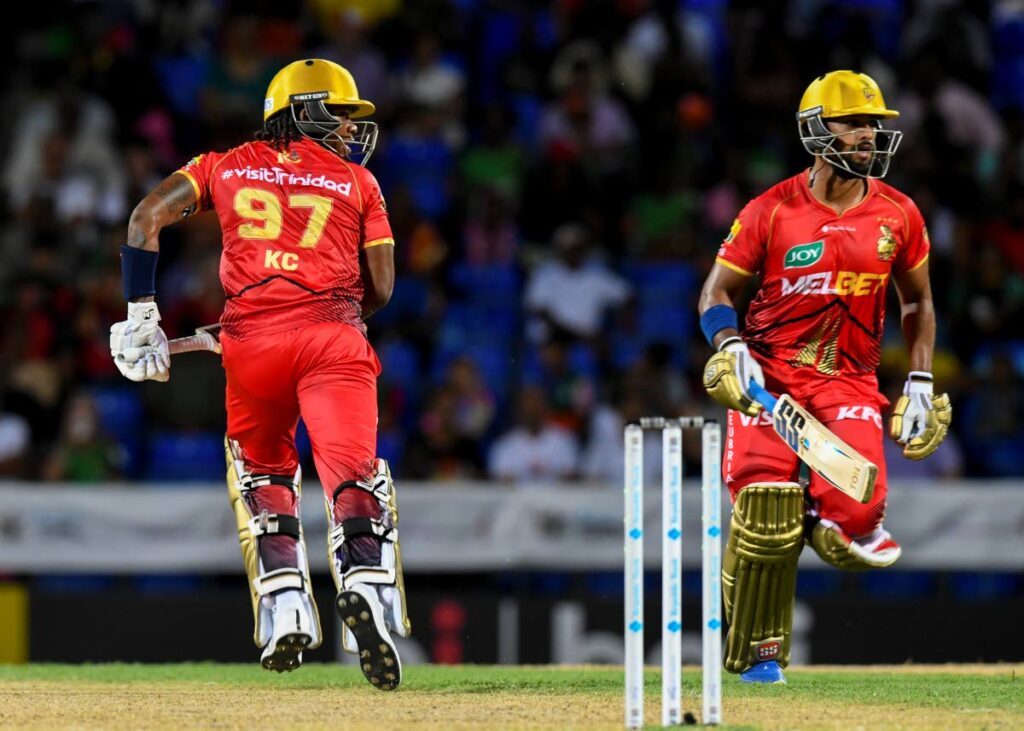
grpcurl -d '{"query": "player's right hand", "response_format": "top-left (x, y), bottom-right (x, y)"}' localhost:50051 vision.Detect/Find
top-left (110, 302), bottom-right (170, 382)
top-left (703, 336), bottom-right (764, 416)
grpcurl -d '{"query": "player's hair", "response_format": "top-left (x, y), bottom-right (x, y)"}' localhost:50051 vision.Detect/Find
top-left (255, 109), bottom-right (303, 150)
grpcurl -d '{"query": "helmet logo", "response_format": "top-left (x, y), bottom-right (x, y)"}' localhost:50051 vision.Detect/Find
top-left (863, 86), bottom-right (876, 101)
top-left (290, 91), bottom-right (329, 103)
top-left (877, 226), bottom-right (897, 261)
top-left (264, 98), bottom-right (274, 112)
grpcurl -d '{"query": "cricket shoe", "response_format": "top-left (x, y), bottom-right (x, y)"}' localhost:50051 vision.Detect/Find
top-left (261, 590), bottom-right (315, 673)
top-left (337, 584), bottom-right (402, 691)
top-left (740, 660), bottom-right (787, 684)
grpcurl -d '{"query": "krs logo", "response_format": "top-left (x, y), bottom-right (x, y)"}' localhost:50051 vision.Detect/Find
top-left (835, 405), bottom-right (882, 429)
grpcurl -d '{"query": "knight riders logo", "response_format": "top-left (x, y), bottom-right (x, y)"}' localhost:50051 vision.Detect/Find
top-left (877, 225), bottom-right (897, 261)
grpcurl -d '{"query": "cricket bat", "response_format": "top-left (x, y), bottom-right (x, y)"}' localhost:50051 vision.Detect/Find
top-left (748, 380), bottom-right (876, 504)
top-left (168, 324), bottom-right (222, 356)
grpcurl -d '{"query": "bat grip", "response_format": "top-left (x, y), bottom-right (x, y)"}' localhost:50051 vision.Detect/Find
top-left (168, 331), bottom-right (220, 356)
top-left (748, 379), bottom-right (778, 413)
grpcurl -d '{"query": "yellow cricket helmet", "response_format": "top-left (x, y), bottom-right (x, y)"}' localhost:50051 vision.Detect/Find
top-left (797, 70), bottom-right (899, 121)
top-left (264, 59), bottom-right (375, 121)
top-left (263, 59), bottom-right (379, 165)
top-left (797, 70), bottom-right (902, 179)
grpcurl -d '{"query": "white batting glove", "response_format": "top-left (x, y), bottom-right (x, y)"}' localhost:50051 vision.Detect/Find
top-left (110, 302), bottom-right (170, 382)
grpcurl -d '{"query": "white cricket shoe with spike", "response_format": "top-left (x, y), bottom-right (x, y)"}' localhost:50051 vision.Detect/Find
top-left (261, 590), bottom-right (315, 673)
top-left (336, 583), bottom-right (402, 691)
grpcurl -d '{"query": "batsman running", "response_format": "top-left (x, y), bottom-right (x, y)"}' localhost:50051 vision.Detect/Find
top-left (108, 59), bottom-right (410, 689)
top-left (697, 70), bottom-right (952, 684)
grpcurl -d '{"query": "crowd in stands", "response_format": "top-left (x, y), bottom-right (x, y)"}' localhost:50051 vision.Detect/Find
top-left (2, 0), bottom-right (1023, 486)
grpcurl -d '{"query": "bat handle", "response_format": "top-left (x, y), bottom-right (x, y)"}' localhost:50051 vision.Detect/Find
top-left (168, 331), bottom-right (221, 356)
top-left (748, 379), bottom-right (778, 413)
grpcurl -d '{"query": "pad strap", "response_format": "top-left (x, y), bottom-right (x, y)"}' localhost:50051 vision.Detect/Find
top-left (332, 477), bottom-right (390, 504)
top-left (254, 567), bottom-right (306, 597)
top-left (240, 473), bottom-right (299, 494)
top-left (328, 517), bottom-right (396, 554)
top-left (248, 512), bottom-right (301, 539)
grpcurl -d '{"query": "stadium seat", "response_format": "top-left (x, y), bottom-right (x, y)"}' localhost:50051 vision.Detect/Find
top-left (89, 386), bottom-right (145, 478)
top-left (144, 431), bottom-right (225, 482)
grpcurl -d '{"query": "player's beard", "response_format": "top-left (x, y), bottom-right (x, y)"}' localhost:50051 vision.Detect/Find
top-left (829, 143), bottom-right (875, 179)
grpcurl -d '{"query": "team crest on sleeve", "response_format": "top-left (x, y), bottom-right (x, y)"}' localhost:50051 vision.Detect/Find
top-left (185, 154), bottom-right (203, 169)
top-left (877, 225), bottom-right (897, 261)
top-left (724, 218), bottom-right (742, 244)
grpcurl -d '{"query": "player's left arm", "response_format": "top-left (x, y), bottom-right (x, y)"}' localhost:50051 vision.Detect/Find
top-left (360, 242), bottom-right (394, 320)
top-left (890, 263), bottom-right (952, 459)
top-left (111, 172), bottom-right (202, 382)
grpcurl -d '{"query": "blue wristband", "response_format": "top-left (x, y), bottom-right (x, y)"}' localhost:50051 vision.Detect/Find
top-left (700, 304), bottom-right (738, 346)
top-left (121, 245), bottom-right (159, 301)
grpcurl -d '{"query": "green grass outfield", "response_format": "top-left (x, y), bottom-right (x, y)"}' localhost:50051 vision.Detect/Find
top-left (0, 663), bottom-right (1020, 729)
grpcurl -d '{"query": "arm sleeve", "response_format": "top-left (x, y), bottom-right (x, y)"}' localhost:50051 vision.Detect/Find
top-left (715, 198), bottom-right (769, 277)
top-left (174, 152), bottom-right (219, 211)
top-left (360, 171), bottom-right (394, 248)
top-left (894, 198), bottom-right (930, 274)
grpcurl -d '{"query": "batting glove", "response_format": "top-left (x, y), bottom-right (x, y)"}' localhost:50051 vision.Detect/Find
top-left (110, 302), bottom-right (170, 382)
top-left (702, 336), bottom-right (764, 416)
top-left (889, 371), bottom-right (951, 460)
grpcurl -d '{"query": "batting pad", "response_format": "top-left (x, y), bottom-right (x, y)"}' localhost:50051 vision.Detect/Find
top-left (722, 482), bottom-right (804, 673)
top-left (225, 437), bottom-right (322, 649)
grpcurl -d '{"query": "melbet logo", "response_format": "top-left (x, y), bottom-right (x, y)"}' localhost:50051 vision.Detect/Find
top-left (781, 271), bottom-right (889, 296)
top-left (783, 240), bottom-right (825, 269)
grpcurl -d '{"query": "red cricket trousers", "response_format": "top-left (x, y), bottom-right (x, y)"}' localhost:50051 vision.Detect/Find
top-left (221, 321), bottom-right (381, 496)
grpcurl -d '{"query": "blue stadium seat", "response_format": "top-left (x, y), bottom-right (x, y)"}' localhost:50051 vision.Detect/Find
top-left (377, 338), bottom-right (422, 389)
top-left (144, 431), bottom-right (225, 482)
top-left (89, 386), bottom-right (145, 478)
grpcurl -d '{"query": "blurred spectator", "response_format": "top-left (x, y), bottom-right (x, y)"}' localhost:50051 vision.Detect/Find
top-left (443, 356), bottom-right (496, 442)
top-left (1, 1), bottom-right (1019, 481)
top-left (404, 386), bottom-right (485, 480)
top-left (539, 40), bottom-right (636, 179)
top-left (524, 223), bottom-right (632, 347)
top-left (313, 9), bottom-right (395, 121)
top-left (396, 31), bottom-right (466, 147)
top-left (42, 392), bottom-right (124, 482)
top-left (461, 187), bottom-right (519, 268)
top-left (200, 15), bottom-right (278, 145)
top-left (0, 394), bottom-right (30, 478)
top-left (488, 386), bottom-right (579, 484)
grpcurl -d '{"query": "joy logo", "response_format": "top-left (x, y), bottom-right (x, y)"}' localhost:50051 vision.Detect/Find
top-left (783, 241), bottom-right (825, 269)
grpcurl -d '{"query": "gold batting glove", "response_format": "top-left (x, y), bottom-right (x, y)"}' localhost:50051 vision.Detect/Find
top-left (889, 371), bottom-right (952, 460)
top-left (703, 337), bottom-right (764, 417)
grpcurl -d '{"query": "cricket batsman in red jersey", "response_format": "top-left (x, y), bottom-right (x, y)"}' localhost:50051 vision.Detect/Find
top-left (109, 59), bottom-right (409, 689)
top-left (697, 71), bottom-right (952, 684)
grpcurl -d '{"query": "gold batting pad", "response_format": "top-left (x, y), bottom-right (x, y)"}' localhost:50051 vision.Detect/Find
top-left (809, 520), bottom-right (901, 571)
top-left (328, 459), bottom-right (412, 655)
top-left (889, 392), bottom-right (952, 460)
top-left (225, 440), bottom-right (262, 646)
top-left (702, 350), bottom-right (761, 416)
top-left (722, 483), bottom-right (804, 673)
top-left (225, 437), bottom-right (322, 648)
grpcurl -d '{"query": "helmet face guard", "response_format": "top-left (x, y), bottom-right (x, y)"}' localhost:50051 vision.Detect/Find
top-left (291, 98), bottom-right (378, 166)
top-left (798, 109), bottom-right (903, 179)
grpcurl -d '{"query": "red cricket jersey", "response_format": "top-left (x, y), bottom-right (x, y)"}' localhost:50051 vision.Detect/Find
top-left (716, 172), bottom-right (929, 385)
top-left (176, 138), bottom-right (393, 339)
